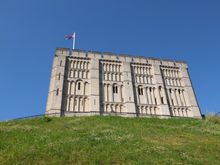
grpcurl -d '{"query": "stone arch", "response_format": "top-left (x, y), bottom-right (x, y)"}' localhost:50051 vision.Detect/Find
top-left (181, 108), bottom-right (184, 117)
top-left (79, 61), bottom-right (83, 69)
top-left (67, 81), bottom-right (72, 95)
top-left (75, 79), bottom-right (84, 95)
top-left (76, 61), bottom-right (80, 68)
top-left (109, 64), bottom-right (112, 72)
top-left (74, 97), bottom-right (79, 112)
top-left (68, 96), bottom-right (72, 112)
top-left (84, 82), bottom-right (89, 95)
top-left (112, 64), bottom-right (115, 72)
top-left (83, 62), bottom-right (86, 69)
top-left (78, 97), bottom-right (83, 112)
top-left (111, 73), bottom-right (114, 81)
top-left (70, 60), bottom-right (73, 68)
top-left (145, 106), bottom-right (148, 115)
top-left (144, 67), bottom-right (146, 74)
top-left (86, 97), bottom-right (90, 112)
top-left (70, 81), bottom-right (75, 95)
top-left (74, 70), bottom-right (78, 78)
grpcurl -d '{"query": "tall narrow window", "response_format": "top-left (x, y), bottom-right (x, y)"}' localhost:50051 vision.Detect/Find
top-left (58, 73), bottom-right (61, 80)
top-left (161, 97), bottom-right (164, 104)
top-left (113, 85), bottom-right (118, 94)
top-left (56, 89), bottom-right (59, 96)
top-left (138, 86), bottom-right (143, 95)
top-left (60, 60), bottom-right (62, 66)
top-left (78, 82), bottom-right (81, 90)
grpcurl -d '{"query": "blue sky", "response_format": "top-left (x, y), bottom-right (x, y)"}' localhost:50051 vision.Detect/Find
top-left (0, 0), bottom-right (220, 121)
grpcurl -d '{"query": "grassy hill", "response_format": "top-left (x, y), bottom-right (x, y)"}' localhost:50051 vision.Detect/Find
top-left (0, 116), bottom-right (220, 165)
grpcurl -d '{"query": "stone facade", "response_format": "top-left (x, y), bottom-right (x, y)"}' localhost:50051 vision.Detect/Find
top-left (46, 48), bottom-right (201, 118)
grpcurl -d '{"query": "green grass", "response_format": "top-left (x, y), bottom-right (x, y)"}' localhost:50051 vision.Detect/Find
top-left (0, 116), bottom-right (220, 165)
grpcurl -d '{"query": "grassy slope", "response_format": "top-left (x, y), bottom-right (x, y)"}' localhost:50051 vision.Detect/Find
top-left (0, 116), bottom-right (220, 165)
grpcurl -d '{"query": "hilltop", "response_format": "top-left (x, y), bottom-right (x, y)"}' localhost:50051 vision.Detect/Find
top-left (0, 116), bottom-right (220, 164)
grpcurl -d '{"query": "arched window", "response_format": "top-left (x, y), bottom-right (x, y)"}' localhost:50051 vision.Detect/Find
top-left (113, 84), bottom-right (118, 94)
top-left (138, 86), bottom-right (143, 95)
top-left (78, 82), bottom-right (81, 90)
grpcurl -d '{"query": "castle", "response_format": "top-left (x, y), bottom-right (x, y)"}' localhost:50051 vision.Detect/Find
top-left (46, 48), bottom-right (201, 118)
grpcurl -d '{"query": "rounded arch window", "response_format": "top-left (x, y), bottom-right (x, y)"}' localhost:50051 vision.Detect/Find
top-left (78, 82), bottom-right (81, 90)
top-left (113, 84), bottom-right (118, 94)
top-left (138, 85), bottom-right (143, 95)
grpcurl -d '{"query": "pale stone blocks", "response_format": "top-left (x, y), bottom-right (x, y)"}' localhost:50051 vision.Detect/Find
top-left (46, 48), bottom-right (201, 119)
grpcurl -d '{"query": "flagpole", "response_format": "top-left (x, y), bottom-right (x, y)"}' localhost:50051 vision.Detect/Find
top-left (72, 32), bottom-right (75, 50)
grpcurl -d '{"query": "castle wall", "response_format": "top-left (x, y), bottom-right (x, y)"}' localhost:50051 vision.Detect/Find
top-left (46, 48), bottom-right (202, 118)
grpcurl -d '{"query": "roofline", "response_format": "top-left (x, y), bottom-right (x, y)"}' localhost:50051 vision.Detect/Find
top-left (55, 47), bottom-right (187, 64)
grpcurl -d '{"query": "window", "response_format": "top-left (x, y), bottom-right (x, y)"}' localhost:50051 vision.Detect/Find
top-left (56, 89), bottom-right (59, 96)
top-left (138, 86), bottom-right (143, 95)
top-left (60, 60), bottom-right (62, 66)
top-left (171, 99), bottom-right (174, 105)
top-left (58, 73), bottom-right (61, 80)
top-left (78, 82), bottom-right (81, 90)
top-left (161, 97), bottom-right (164, 104)
top-left (113, 85), bottom-right (118, 94)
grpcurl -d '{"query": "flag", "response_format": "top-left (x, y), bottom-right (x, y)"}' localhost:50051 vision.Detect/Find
top-left (64, 33), bottom-right (75, 40)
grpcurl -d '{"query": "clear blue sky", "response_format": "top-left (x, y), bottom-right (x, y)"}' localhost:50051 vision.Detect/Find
top-left (0, 0), bottom-right (220, 121)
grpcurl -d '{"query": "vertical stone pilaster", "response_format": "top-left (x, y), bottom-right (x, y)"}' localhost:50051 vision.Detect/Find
top-left (152, 62), bottom-right (170, 116)
top-left (89, 55), bottom-right (100, 113)
top-left (123, 62), bottom-right (136, 115)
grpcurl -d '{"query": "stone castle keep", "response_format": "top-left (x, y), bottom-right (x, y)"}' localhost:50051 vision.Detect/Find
top-left (46, 48), bottom-right (201, 118)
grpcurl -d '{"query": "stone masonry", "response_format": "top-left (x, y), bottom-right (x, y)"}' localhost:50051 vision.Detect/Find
top-left (46, 48), bottom-right (201, 118)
